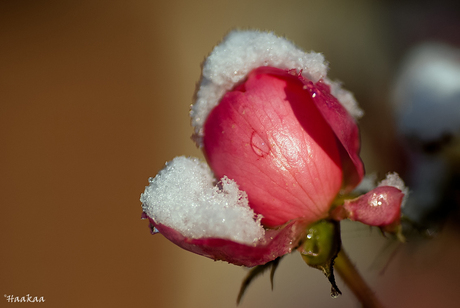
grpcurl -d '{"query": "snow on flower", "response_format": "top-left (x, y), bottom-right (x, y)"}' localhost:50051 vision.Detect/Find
top-left (141, 156), bottom-right (265, 244)
top-left (141, 30), bottom-right (407, 267)
top-left (331, 173), bottom-right (408, 229)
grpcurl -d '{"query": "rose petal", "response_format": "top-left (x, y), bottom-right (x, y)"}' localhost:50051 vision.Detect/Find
top-left (144, 216), bottom-right (307, 267)
top-left (341, 186), bottom-right (404, 227)
top-left (304, 79), bottom-right (365, 192)
top-left (203, 67), bottom-right (343, 227)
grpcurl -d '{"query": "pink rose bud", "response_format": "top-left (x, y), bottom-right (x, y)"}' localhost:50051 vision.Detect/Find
top-left (331, 173), bottom-right (408, 233)
top-left (193, 31), bottom-right (366, 228)
top-left (141, 30), bottom-right (405, 266)
top-left (202, 66), bottom-right (344, 227)
top-left (342, 186), bottom-right (404, 226)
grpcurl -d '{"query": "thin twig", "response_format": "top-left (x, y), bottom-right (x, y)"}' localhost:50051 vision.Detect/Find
top-left (334, 249), bottom-right (385, 308)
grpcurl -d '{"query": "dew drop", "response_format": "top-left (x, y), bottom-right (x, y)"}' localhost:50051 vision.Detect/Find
top-left (149, 223), bottom-right (160, 235)
top-left (330, 288), bottom-right (341, 298)
top-left (370, 193), bottom-right (385, 207)
top-left (304, 81), bottom-right (319, 99)
top-left (250, 131), bottom-right (270, 157)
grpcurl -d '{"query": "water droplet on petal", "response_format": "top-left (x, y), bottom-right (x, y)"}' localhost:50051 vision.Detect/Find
top-left (250, 131), bottom-right (270, 157)
top-left (304, 81), bottom-right (319, 99)
top-left (370, 192), bottom-right (385, 207)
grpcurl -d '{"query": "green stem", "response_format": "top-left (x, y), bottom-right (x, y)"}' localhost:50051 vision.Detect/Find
top-left (334, 249), bottom-right (385, 308)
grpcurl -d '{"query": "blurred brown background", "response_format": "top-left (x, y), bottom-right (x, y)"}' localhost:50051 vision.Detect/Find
top-left (1, 1), bottom-right (460, 307)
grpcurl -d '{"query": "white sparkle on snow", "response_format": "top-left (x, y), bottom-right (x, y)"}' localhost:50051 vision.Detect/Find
top-left (191, 30), bottom-right (363, 144)
top-left (141, 156), bottom-right (265, 244)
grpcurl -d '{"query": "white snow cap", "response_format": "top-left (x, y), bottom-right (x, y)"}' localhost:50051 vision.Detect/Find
top-left (141, 156), bottom-right (265, 244)
top-left (191, 30), bottom-right (362, 142)
top-left (378, 172), bottom-right (409, 207)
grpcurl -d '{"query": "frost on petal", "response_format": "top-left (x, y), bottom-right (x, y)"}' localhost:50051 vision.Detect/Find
top-left (144, 218), bottom-right (307, 267)
top-left (191, 30), bottom-right (329, 144)
top-left (140, 156), bottom-right (264, 245)
top-left (192, 30), bottom-right (363, 150)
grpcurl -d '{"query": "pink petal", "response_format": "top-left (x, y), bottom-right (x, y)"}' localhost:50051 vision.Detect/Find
top-left (303, 79), bottom-right (365, 192)
top-left (203, 67), bottom-right (343, 227)
top-left (144, 215), bottom-right (307, 267)
top-left (339, 186), bottom-right (404, 227)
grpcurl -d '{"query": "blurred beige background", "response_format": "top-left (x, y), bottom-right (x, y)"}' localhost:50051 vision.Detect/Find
top-left (1, 1), bottom-right (459, 307)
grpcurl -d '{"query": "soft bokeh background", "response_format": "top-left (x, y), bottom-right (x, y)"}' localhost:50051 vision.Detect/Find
top-left (1, 1), bottom-right (459, 307)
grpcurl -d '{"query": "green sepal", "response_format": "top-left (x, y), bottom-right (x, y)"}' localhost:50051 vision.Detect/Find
top-left (299, 220), bottom-right (342, 297)
top-left (236, 257), bottom-right (282, 305)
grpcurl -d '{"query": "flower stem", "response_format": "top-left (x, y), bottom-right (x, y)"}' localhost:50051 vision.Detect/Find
top-left (334, 248), bottom-right (385, 308)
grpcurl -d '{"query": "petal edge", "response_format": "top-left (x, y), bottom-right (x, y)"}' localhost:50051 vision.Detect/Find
top-left (145, 216), bottom-right (307, 267)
